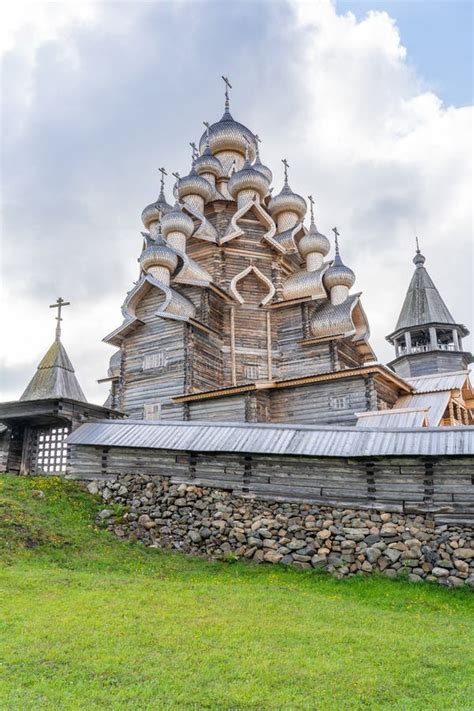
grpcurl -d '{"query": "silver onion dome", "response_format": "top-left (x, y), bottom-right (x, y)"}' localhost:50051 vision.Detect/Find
top-left (298, 222), bottom-right (330, 259)
top-left (228, 159), bottom-right (270, 200)
top-left (413, 250), bottom-right (426, 267)
top-left (268, 183), bottom-right (307, 220)
top-left (176, 166), bottom-right (213, 203)
top-left (323, 254), bottom-right (355, 291)
top-left (161, 202), bottom-right (194, 239)
top-left (141, 190), bottom-right (173, 230)
top-left (139, 238), bottom-right (178, 274)
top-left (252, 156), bottom-right (273, 184)
top-left (198, 110), bottom-right (257, 161)
top-left (194, 148), bottom-right (223, 178)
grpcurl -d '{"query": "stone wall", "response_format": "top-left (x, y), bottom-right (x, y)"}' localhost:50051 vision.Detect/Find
top-left (90, 473), bottom-right (474, 588)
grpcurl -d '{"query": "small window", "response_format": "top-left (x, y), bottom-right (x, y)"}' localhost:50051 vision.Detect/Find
top-left (143, 403), bottom-right (161, 420)
top-left (244, 364), bottom-right (261, 381)
top-left (143, 351), bottom-right (168, 371)
top-left (329, 394), bottom-right (349, 410)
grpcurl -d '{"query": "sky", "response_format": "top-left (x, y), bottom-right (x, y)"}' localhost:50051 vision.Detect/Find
top-left (0, 0), bottom-right (472, 405)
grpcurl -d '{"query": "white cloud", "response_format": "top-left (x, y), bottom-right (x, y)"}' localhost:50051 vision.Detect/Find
top-left (1, 0), bottom-right (472, 404)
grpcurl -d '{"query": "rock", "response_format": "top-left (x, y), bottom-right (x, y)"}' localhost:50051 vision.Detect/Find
top-left (384, 548), bottom-right (402, 563)
top-left (253, 550), bottom-right (265, 563)
top-left (87, 481), bottom-right (99, 495)
top-left (98, 509), bottom-right (114, 520)
top-left (188, 531), bottom-right (202, 544)
top-left (384, 569), bottom-right (397, 578)
top-left (264, 550), bottom-right (283, 564)
top-left (318, 529), bottom-right (332, 540)
top-left (366, 547), bottom-right (382, 564)
top-left (361, 560), bottom-right (372, 572)
top-left (280, 555), bottom-right (294, 566)
top-left (311, 555), bottom-right (327, 569)
top-left (408, 574), bottom-right (423, 583)
top-left (454, 559), bottom-right (469, 574)
top-left (432, 567), bottom-right (450, 578)
top-left (454, 548), bottom-right (474, 560)
top-left (200, 527), bottom-right (212, 539)
top-left (447, 576), bottom-right (464, 588)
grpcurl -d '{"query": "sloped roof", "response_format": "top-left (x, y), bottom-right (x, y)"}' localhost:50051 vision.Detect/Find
top-left (395, 391), bottom-right (451, 426)
top-left (67, 419), bottom-right (474, 457)
top-left (406, 370), bottom-right (470, 394)
top-left (20, 340), bottom-right (87, 402)
top-left (395, 257), bottom-right (456, 331)
top-left (355, 408), bottom-right (429, 428)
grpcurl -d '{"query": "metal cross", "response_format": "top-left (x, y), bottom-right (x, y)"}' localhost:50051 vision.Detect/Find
top-left (189, 141), bottom-right (198, 160)
top-left (222, 75), bottom-right (232, 110)
top-left (172, 171), bottom-right (180, 182)
top-left (243, 135), bottom-right (251, 161)
top-left (254, 134), bottom-right (261, 158)
top-left (282, 158), bottom-right (290, 183)
top-left (203, 120), bottom-right (211, 143)
top-left (332, 226), bottom-right (340, 255)
top-left (415, 235), bottom-right (420, 253)
top-left (49, 297), bottom-right (70, 341)
top-left (158, 166), bottom-right (167, 193)
top-left (307, 194), bottom-right (315, 222)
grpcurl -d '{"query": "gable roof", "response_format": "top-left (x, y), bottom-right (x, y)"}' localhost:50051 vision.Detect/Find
top-left (355, 408), bottom-right (429, 428)
top-left (20, 340), bottom-right (87, 403)
top-left (405, 370), bottom-right (470, 394)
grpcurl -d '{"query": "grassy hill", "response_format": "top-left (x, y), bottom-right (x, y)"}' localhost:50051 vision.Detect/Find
top-left (0, 474), bottom-right (473, 710)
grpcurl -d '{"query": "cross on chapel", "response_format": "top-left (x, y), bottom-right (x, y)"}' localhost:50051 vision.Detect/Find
top-left (282, 158), bottom-right (290, 183)
top-left (49, 297), bottom-right (70, 341)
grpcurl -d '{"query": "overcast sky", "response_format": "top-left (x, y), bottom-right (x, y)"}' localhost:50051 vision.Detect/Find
top-left (1, 0), bottom-right (472, 405)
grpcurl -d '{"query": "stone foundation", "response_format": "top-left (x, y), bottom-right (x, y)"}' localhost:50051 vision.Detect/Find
top-left (90, 474), bottom-right (474, 588)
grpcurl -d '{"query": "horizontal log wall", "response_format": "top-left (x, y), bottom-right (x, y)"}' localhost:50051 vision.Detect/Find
top-left (69, 444), bottom-right (474, 524)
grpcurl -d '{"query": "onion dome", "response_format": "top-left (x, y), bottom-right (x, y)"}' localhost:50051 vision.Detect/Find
top-left (194, 150), bottom-right (223, 178)
top-left (141, 172), bottom-right (172, 229)
top-left (198, 109), bottom-right (257, 161)
top-left (413, 243), bottom-right (426, 267)
top-left (299, 222), bottom-right (330, 259)
top-left (252, 134), bottom-right (272, 184)
top-left (252, 155), bottom-right (272, 184)
top-left (323, 228), bottom-right (355, 291)
top-left (139, 236), bottom-right (178, 274)
top-left (268, 182), bottom-right (307, 220)
top-left (298, 197), bottom-right (330, 259)
top-left (228, 159), bottom-right (269, 200)
top-left (161, 202), bottom-right (194, 239)
top-left (176, 165), bottom-right (213, 203)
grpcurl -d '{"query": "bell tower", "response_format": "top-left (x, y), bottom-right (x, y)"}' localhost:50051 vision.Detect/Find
top-left (386, 242), bottom-right (472, 378)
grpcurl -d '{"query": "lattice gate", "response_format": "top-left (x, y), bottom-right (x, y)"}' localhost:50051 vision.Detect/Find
top-left (26, 425), bottom-right (70, 474)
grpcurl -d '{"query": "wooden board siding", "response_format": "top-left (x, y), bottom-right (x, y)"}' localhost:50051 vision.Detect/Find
top-left (122, 289), bottom-right (186, 419)
top-left (69, 444), bottom-right (474, 524)
top-left (188, 394), bottom-right (247, 422)
top-left (270, 378), bottom-right (369, 426)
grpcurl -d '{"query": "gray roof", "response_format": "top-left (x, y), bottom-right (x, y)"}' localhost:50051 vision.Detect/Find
top-left (395, 391), bottom-right (451, 426)
top-left (20, 340), bottom-right (87, 403)
top-left (67, 419), bottom-right (474, 457)
top-left (393, 253), bottom-right (457, 333)
top-left (406, 370), bottom-right (470, 394)
top-left (355, 408), bottom-right (429, 429)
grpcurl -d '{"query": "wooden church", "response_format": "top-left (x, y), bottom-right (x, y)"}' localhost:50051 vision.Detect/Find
top-left (101, 80), bottom-right (419, 426)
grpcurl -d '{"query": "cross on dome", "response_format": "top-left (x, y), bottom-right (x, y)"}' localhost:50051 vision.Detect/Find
top-left (332, 226), bottom-right (340, 256)
top-left (158, 166), bottom-right (167, 193)
top-left (221, 75), bottom-right (232, 112)
top-left (308, 195), bottom-right (315, 223)
top-left (282, 158), bottom-right (290, 185)
top-left (189, 142), bottom-right (198, 160)
top-left (49, 297), bottom-right (70, 342)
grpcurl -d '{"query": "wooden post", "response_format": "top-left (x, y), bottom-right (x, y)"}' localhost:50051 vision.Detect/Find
top-left (429, 327), bottom-right (438, 350)
top-left (266, 310), bottom-right (272, 381)
top-left (230, 306), bottom-right (236, 386)
top-left (405, 331), bottom-right (412, 354)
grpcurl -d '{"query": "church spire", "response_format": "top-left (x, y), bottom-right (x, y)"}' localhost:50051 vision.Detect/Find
top-left (386, 243), bottom-right (472, 377)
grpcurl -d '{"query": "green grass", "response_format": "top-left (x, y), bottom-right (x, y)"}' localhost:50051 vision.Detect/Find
top-left (0, 474), bottom-right (472, 710)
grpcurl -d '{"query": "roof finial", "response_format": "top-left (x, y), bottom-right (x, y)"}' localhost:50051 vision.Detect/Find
top-left (243, 135), bottom-right (251, 162)
top-left (332, 226), bottom-right (340, 258)
top-left (308, 194), bottom-right (315, 224)
top-left (158, 167), bottom-right (167, 198)
top-left (49, 297), bottom-right (70, 342)
top-left (413, 235), bottom-right (426, 267)
top-left (203, 120), bottom-right (211, 148)
top-left (282, 158), bottom-right (290, 185)
top-left (254, 133), bottom-right (262, 160)
top-left (189, 141), bottom-right (198, 161)
top-left (222, 75), bottom-right (232, 113)
top-left (415, 235), bottom-right (420, 253)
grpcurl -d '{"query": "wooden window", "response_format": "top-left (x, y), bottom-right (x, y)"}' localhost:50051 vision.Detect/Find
top-left (34, 426), bottom-right (69, 473)
top-left (244, 364), bottom-right (261, 381)
top-left (143, 403), bottom-right (161, 420)
top-left (143, 351), bottom-right (168, 371)
top-left (329, 395), bottom-right (349, 410)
